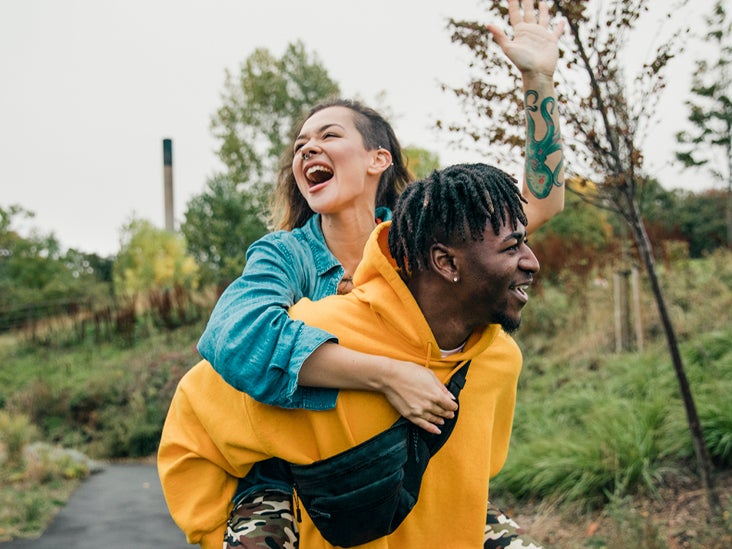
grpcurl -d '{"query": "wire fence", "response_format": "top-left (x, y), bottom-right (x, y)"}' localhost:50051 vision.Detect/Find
top-left (0, 286), bottom-right (213, 347)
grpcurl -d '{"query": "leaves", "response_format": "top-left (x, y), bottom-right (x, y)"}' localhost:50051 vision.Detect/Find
top-left (210, 41), bottom-right (340, 187)
top-left (181, 41), bottom-right (340, 284)
top-left (113, 218), bottom-right (198, 297)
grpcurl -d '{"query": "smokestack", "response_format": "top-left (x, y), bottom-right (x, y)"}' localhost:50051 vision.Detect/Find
top-left (162, 138), bottom-right (174, 231)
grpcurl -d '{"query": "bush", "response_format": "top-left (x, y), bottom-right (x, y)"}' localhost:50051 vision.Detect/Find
top-left (0, 412), bottom-right (38, 468)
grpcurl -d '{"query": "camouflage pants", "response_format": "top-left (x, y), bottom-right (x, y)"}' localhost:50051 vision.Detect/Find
top-left (224, 491), bottom-right (298, 549)
top-left (224, 491), bottom-right (543, 549)
top-left (484, 502), bottom-right (544, 548)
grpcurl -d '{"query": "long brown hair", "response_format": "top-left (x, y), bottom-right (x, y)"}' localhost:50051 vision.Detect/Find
top-left (269, 98), bottom-right (413, 230)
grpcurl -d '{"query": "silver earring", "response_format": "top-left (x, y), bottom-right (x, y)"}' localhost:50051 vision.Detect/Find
top-left (453, 276), bottom-right (459, 283)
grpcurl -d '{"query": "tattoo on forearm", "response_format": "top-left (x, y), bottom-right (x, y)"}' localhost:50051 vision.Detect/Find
top-left (525, 89), bottom-right (564, 199)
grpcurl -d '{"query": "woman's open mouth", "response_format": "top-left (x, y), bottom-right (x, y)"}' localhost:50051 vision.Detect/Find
top-left (305, 165), bottom-right (333, 187)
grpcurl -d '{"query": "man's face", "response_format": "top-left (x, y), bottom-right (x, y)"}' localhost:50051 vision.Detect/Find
top-left (452, 219), bottom-right (540, 333)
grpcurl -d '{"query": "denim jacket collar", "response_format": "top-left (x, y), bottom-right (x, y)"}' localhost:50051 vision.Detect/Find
top-left (299, 207), bottom-right (393, 279)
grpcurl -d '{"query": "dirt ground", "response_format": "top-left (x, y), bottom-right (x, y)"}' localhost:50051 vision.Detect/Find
top-left (503, 470), bottom-right (732, 549)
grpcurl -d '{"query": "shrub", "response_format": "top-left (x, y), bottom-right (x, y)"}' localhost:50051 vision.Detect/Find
top-left (0, 412), bottom-right (38, 468)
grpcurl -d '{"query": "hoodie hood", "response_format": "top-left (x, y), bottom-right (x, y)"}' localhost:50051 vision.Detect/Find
top-left (350, 221), bottom-right (499, 369)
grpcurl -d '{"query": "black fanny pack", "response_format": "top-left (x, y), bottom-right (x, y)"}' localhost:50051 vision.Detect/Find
top-left (289, 361), bottom-right (471, 547)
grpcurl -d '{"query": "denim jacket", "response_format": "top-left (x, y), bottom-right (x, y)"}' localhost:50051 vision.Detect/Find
top-left (197, 208), bottom-right (391, 411)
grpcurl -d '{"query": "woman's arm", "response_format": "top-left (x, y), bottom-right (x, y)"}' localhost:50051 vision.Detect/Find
top-left (299, 343), bottom-right (457, 434)
top-left (199, 231), bottom-right (457, 430)
top-left (488, 0), bottom-right (566, 234)
top-left (198, 232), bottom-right (338, 409)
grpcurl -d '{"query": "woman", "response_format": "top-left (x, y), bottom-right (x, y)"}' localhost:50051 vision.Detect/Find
top-left (192, 1), bottom-right (565, 546)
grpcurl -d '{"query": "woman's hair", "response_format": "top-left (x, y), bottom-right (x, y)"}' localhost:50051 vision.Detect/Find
top-left (269, 98), bottom-right (412, 231)
top-left (388, 163), bottom-right (528, 276)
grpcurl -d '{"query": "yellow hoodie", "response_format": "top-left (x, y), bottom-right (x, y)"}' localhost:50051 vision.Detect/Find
top-left (158, 222), bottom-right (521, 548)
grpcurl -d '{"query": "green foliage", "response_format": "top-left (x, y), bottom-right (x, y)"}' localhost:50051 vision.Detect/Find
top-left (0, 440), bottom-right (87, 541)
top-left (211, 40), bottom-right (339, 187)
top-left (530, 189), bottom-right (614, 282)
top-left (0, 412), bottom-right (39, 468)
top-left (402, 146), bottom-right (440, 180)
top-left (113, 217), bottom-right (199, 297)
top-left (498, 335), bottom-right (732, 506)
top-left (637, 180), bottom-right (728, 258)
top-left (0, 204), bottom-right (114, 332)
top-left (675, 0), bottom-right (731, 189)
top-left (1, 324), bottom-right (201, 459)
top-left (181, 174), bottom-right (268, 287)
top-left (497, 251), bottom-right (732, 507)
top-left (183, 41), bottom-right (339, 284)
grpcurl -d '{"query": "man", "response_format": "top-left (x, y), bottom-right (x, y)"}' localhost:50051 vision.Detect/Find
top-left (158, 163), bottom-right (541, 548)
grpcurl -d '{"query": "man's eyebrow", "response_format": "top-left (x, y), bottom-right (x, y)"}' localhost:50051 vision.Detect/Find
top-left (295, 123), bottom-right (345, 142)
top-left (502, 230), bottom-right (527, 244)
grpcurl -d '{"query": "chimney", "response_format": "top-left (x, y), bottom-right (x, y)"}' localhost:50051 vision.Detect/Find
top-left (162, 138), bottom-right (174, 231)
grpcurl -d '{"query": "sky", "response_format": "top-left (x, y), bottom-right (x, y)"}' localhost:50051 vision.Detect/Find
top-left (1, 0), bottom-right (717, 257)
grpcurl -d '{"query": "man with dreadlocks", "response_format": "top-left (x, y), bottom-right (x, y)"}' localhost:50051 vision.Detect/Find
top-left (159, 162), bottom-right (542, 548)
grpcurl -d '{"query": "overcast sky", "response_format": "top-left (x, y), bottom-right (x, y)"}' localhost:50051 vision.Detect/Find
top-left (1, 0), bottom-right (715, 257)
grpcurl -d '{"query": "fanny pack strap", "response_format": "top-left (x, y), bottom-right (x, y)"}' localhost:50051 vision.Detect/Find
top-left (410, 359), bottom-right (471, 456)
top-left (446, 360), bottom-right (470, 397)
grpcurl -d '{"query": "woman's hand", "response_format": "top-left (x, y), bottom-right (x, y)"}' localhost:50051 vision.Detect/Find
top-left (379, 359), bottom-right (459, 435)
top-left (298, 343), bottom-right (458, 434)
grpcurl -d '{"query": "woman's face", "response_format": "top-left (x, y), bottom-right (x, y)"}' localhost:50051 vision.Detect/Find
top-left (291, 106), bottom-right (379, 215)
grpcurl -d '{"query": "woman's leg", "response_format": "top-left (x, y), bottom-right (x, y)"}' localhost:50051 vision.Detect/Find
top-left (224, 490), bottom-right (299, 549)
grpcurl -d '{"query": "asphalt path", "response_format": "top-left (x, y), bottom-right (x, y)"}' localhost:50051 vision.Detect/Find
top-left (2, 462), bottom-right (189, 548)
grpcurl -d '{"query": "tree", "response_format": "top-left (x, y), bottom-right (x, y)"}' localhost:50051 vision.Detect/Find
top-left (403, 146), bottom-right (441, 180)
top-left (675, 0), bottom-right (732, 249)
top-left (183, 41), bottom-right (340, 285)
top-left (181, 174), bottom-right (268, 288)
top-left (0, 205), bottom-right (114, 331)
top-left (639, 183), bottom-right (728, 258)
top-left (210, 40), bottom-right (340, 190)
top-left (113, 217), bottom-right (198, 297)
top-left (529, 179), bottom-right (614, 282)
top-left (445, 0), bottom-right (721, 516)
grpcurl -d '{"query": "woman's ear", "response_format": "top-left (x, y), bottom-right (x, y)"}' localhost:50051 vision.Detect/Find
top-left (429, 243), bottom-right (459, 284)
top-left (367, 147), bottom-right (393, 176)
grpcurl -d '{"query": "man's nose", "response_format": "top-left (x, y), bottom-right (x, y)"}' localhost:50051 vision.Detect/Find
top-left (521, 245), bottom-right (540, 273)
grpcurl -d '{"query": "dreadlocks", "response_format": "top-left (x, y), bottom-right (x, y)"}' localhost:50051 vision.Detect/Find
top-left (388, 163), bottom-right (528, 275)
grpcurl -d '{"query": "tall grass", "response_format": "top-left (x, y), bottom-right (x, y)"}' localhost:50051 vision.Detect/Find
top-left (0, 323), bottom-right (203, 459)
top-left (497, 250), bottom-right (732, 508)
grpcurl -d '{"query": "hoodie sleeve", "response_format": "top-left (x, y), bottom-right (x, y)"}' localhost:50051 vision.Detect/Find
top-left (197, 232), bottom-right (338, 409)
top-left (157, 361), bottom-right (270, 548)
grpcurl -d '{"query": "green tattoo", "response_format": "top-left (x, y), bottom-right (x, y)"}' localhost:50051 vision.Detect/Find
top-left (525, 89), bottom-right (564, 199)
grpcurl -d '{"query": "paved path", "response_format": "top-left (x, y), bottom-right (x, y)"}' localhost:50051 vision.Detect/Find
top-left (2, 462), bottom-right (189, 548)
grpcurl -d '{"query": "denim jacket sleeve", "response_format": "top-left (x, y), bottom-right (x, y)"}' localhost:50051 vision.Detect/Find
top-left (197, 231), bottom-right (339, 410)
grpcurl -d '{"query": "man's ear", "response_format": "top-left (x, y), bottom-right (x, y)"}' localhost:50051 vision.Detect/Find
top-left (429, 243), bottom-right (458, 284)
top-left (367, 148), bottom-right (393, 176)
